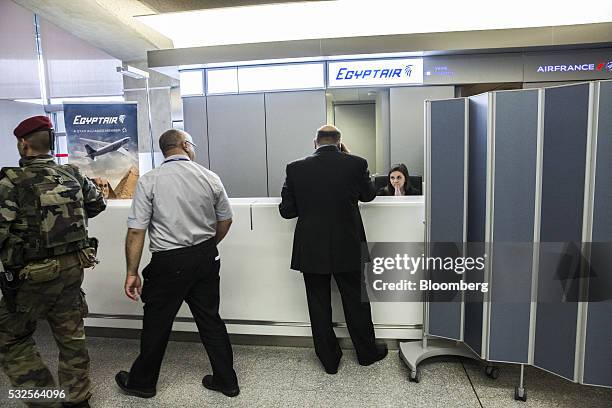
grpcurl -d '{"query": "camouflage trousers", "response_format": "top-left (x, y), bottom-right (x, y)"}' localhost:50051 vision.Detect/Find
top-left (0, 252), bottom-right (90, 407)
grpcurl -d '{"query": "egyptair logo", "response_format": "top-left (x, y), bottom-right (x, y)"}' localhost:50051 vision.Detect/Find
top-left (118, 115), bottom-right (126, 124)
top-left (404, 65), bottom-right (413, 77)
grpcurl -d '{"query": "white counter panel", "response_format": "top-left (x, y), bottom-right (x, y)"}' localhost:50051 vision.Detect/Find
top-left (84, 196), bottom-right (424, 339)
top-left (83, 201), bottom-right (149, 317)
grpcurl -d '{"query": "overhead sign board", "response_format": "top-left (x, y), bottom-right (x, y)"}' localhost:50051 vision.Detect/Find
top-left (328, 58), bottom-right (423, 87)
top-left (423, 54), bottom-right (524, 85)
top-left (523, 49), bottom-right (612, 82)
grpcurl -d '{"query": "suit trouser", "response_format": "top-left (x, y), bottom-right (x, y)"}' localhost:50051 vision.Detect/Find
top-left (302, 271), bottom-right (380, 371)
top-left (128, 239), bottom-right (238, 390)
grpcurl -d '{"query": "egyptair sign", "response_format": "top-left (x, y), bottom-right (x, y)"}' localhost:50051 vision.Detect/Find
top-left (328, 58), bottom-right (423, 87)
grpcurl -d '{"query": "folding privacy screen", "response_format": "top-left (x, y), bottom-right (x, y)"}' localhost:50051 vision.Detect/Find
top-left (420, 80), bottom-right (612, 391)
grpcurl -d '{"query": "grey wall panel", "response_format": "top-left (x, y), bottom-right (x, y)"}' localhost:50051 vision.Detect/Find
top-left (492, 91), bottom-right (538, 242)
top-left (583, 303), bottom-right (612, 387)
top-left (334, 104), bottom-right (377, 169)
top-left (539, 84), bottom-right (589, 242)
top-left (429, 100), bottom-right (466, 244)
top-left (591, 81), bottom-right (612, 243)
top-left (464, 94), bottom-right (489, 356)
top-left (427, 99), bottom-right (466, 340)
top-left (0, 1), bottom-right (40, 99)
top-left (375, 91), bottom-right (391, 175)
top-left (534, 303), bottom-right (578, 380)
top-left (0, 101), bottom-right (44, 167)
top-left (489, 303), bottom-right (532, 363)
top-left (583, 80), bottom-right (612, 388)
top-left (40, 18), bottom-right (123, 98)
top-left (489, 240), bottom-right (534, 363)
top-left (207, 94), bottom-right (268, 198)
top-left (265, 91), bottom-right (326, 197)
top-left (488, 90), bottom-right (539, 363)
top-left (467, 94), bottom-right (489, 244)
top-left (124, 88), bottom-right (172, 155)
top-left (390, 86), bottom-right (454, 177)
top-left (428, 303), bottom-right (461, 340)
top-left (535, 83), bottom-right (590, 380)
top-left (182, 96), bottom-right (209, 168)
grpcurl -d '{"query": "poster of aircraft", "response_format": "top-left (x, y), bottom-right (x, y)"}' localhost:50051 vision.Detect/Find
top-left (80, 137), bottom-right (132, 160)
top-left (64, 103), bottom-right (139, 199)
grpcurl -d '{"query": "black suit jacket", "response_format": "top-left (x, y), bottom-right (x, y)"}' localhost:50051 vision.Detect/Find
top-left (279, 145), bottom-right (377, 274)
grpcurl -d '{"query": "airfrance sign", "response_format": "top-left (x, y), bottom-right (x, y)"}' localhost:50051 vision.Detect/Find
top-left (328, 58), bottom-right (423, 87)
top-left (536, 61), bottom-right (612, 73)
top-left (524, 50), bottom-right (612, 81)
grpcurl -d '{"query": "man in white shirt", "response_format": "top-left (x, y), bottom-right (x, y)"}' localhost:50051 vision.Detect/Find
top-left (115, 129), bottom-right (239, 398)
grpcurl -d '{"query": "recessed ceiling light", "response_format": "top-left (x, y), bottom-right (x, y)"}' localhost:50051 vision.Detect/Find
top-left (137, 0), bottom-right (612, 49)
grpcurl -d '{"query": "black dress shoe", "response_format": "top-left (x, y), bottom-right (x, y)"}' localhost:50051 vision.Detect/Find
top-left (359, 344), bottom-right (389, 366)
top-left (202, 375), bottom-right (240, 397)
top-left (324, 366), bottom-right (339, 375)
top-left (323, 350), bottom-right (342, 374)
top-left (115, 371), bottom-right (156, 398)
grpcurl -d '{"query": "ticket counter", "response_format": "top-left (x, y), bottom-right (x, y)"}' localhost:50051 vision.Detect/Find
top-left (83, 196), bottom-right (424, 340)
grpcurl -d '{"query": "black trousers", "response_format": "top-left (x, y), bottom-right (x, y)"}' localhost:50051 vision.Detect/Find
top-left (302, 271), bottom-right (380, 371)
top-left (128, 238), bottom-right (237, 389)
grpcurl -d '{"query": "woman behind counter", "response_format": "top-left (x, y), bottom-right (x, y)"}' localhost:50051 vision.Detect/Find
top-left (377, 164), bottom-right (420, 196)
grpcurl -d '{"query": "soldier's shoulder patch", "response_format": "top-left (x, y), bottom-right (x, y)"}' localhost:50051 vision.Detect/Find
top-left (0, 167), bottom-right (22, 184)
top-left (0, 170), bottom-right (17, 194)
top-left (0, 177), bottom-right (13, 189)
top-left (62, 164), bottom-right (82, 177)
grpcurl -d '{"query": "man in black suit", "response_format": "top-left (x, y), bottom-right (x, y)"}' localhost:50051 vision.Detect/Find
top-left (279, 124), bottom-right (387, 374)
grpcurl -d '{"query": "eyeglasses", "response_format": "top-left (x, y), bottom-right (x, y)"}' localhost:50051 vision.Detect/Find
top-left (185, 140), bottom-right (197, 148)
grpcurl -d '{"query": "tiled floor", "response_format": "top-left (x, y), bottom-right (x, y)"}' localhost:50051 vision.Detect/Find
top-left (1, 324), bottom-right (611, 407)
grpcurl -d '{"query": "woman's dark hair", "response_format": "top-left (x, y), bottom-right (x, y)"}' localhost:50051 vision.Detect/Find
top-left (385, 163), bottom-right (412, 195)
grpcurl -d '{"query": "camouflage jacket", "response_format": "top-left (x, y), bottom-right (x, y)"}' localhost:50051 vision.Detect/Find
top-left (0, 155), bottom-right (106, 269)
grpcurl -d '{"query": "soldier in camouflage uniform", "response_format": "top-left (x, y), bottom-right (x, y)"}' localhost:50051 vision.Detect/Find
top-left (0, 116), bottom-right (106, 408)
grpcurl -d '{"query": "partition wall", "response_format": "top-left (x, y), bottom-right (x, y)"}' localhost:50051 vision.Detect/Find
top-left (411, 80), bottom-right (612, 400)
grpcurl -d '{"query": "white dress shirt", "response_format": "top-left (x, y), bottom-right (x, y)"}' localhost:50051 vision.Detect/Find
top-left (127, 154), bottom-right (233, 252)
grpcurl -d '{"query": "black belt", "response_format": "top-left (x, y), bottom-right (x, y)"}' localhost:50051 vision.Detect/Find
top-left (151, 237), bottom-right (216, 259)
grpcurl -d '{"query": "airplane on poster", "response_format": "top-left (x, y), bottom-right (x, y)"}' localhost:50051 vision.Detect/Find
top-left (79, 137), bottom-right (132, 160)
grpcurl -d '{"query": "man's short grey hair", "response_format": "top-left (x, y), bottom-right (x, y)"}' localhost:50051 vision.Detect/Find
top-left (159, 129), bottom-right (187, 154)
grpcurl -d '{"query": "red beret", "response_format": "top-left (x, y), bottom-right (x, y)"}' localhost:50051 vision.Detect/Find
top-left (13, 115), bottom-right (53, 139)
